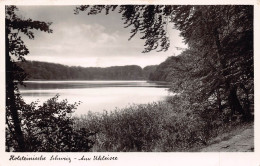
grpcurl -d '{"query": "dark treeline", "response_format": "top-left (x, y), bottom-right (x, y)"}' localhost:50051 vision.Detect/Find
top-left (149, 52), bottom-right (194, 82)
top-left (142, 65), bottom-right (158, 79)
top-left (149, 56), bottom-right (179, 82)
top-left (17, 61), bottom-right (158, 80)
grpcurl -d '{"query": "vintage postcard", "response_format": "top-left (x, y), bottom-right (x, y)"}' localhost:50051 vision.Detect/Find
top-left (0, 0), bottom-right (259, 166)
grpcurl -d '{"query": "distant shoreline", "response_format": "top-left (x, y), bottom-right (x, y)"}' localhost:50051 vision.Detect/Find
top-left (17, 61), bottom-right (158, 81)
top-left (24, 79), bottom-right (148, 81)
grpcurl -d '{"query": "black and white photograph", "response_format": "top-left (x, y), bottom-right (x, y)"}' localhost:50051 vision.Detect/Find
top-left (1, 1), bottom-right (259, 165)
top-left (4, 4), bottom-right (255, 153)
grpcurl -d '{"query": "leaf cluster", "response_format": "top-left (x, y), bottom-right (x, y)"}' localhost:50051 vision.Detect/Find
top-left (6, 6), bottom-right (52, 61)
top-left (6, 95), bottom-right (95, 152)
top-left (75, 5), bottom-right (176, 53)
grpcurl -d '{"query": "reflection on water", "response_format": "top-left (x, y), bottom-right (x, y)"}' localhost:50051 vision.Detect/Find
top-left (20, 80), bottom-right (171, 90)
top-left (20, 81), bottom-right (172, 115)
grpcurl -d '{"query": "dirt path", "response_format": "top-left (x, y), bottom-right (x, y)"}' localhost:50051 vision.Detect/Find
top-left (200, 124), bottom-right (254, 152)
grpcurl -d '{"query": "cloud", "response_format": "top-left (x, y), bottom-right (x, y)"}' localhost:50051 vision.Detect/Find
top-left (18, 6), bottom-right (187, 67)
top-left (57, 23), bottom-right (119, 44)
top-left (25, 22), bottom-right (122, 56)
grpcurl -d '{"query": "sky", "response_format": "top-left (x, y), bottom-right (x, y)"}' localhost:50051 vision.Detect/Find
top-left (17, 6), bottom-right (187, 68)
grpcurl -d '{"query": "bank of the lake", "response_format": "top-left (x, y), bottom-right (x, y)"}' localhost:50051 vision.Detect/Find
top-left (72, 95), bottom-right (253, 152)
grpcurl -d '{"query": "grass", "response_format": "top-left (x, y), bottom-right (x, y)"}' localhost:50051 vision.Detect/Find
top-left (73, 96), bottom-right (253, 152)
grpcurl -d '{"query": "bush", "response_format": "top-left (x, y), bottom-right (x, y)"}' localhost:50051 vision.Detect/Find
top-left (73, 98), bottom-right (207, 151)
top-left (74, 103), bottom-right (169, 151)
top-left (6, 95), bottom-right (95, 152)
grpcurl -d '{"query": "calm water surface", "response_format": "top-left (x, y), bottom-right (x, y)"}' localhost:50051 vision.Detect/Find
top-left (20, 81), bottom-right (172, 115)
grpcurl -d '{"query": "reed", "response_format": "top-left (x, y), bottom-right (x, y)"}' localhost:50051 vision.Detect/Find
top-left (73, 96), bottom-right (246, 152)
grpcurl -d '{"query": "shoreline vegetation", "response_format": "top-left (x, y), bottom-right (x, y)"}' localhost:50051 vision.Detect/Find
top-left (71, 95), bottom-right (253, 152)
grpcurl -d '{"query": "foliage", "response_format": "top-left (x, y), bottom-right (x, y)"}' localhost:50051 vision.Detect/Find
top-left (6, 6), bottom-right (52, 61)
top-left (151, 48), bottom-right (254, 121)
top-left (170, 6), bottom-right (254, 121)
top-left (142, 65), bottom-right (158, 80)
top-left (73, 95), bottom-right (243, 152)
top-left (148, 52), bottom-right (194, 82)
top-left (6, 95), bottom-right (95, 152)
top-left (17, 61), bottom-right (155, 80)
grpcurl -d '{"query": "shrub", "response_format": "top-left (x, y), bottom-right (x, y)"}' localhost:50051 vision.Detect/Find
top-left (73, 99), bottom-right (208, 151)
top-left (74, 103), bottom-right (169, 151)
top-left (6, 95), bottom-right (95, 152)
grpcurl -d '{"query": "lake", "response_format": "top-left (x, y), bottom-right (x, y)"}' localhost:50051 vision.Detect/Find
top-left (19, 80), bottom-right (172, 115)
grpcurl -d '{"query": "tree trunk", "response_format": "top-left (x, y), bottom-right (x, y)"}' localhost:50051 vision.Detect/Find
top-left (228, 86), bottom-right (245, 119)
top-left (239, 84), bottom-right (253, 120)
top-left (213, 28), bottom-right (246, 121)
top-left (6, 27), bottom-right (26, 151)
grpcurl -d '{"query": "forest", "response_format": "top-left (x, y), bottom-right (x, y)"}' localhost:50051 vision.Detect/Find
top-left (6, 5), bottom-right (254, 152)
top-left (17, 61), bottom-right (157, 80)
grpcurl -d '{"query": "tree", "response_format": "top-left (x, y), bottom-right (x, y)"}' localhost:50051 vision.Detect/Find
top-left (171, 6), bottom-right (253, 120)
top-left (75, 5), bottom-right (253, 120)
top-left (6, 5), bottom-right (52, 151)
top-left (9, 95), bottom-right (95, 152)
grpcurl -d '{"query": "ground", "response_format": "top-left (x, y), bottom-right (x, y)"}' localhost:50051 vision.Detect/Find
top-left (199, 123), bottom-right (254, 152)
